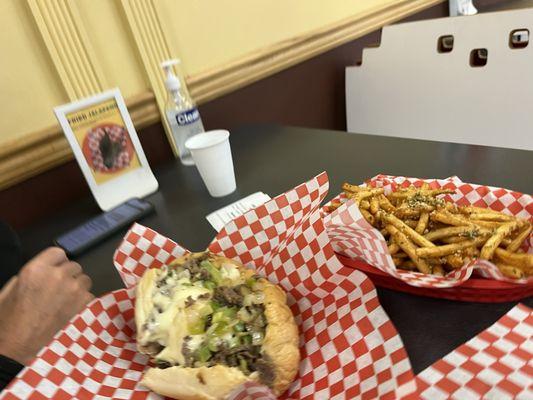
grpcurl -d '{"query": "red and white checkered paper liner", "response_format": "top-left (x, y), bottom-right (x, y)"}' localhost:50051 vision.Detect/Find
top-left (1, 173), bottom-right (418, 400)
top-left (417, 303), bottom-right (533, 399)
top-left (88, 124), bottom-right (131, 172)
top-left (323, 175), bottom-right (533, 288)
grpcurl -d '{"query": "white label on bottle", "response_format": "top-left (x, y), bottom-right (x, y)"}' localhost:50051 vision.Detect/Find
top-left (206, 192), bottom-right (271, 231)
top-left (176, 108), bottom-right (200, 126)
top-left (168, 107), bottom-right (204, 160)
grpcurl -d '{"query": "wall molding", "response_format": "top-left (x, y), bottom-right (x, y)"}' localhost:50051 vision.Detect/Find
top-left (27, 0), bottom-right (107, 99)
top-left (119, 0), bottom-right (179, 156)
top-left (1, 0), bottom-right (443, 191)
top-left (188, 0), bottom-right (444, 103)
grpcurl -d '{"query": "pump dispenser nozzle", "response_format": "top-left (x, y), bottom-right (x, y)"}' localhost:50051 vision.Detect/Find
top-left (161, 59), bottom-right (181, 91)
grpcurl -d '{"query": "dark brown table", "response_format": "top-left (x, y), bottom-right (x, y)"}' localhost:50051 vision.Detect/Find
top-left (18, 124), bottom-right (532, 374)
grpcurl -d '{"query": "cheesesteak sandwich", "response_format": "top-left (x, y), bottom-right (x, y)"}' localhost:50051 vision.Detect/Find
top-left (135, 252), bottom-right (300, 400)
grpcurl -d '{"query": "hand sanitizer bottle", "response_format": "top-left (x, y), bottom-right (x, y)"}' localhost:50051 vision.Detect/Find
top-left (161, 59), bottom-right (204, 165)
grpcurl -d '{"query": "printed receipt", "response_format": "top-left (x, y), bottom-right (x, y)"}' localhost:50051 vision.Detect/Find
top-left (206, 192), bottom-right (271, 232)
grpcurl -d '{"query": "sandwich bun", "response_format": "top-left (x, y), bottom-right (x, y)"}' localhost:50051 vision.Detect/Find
top-left (135, 252), bottom-right (299, 399)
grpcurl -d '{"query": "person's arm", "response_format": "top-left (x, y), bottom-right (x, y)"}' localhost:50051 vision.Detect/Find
top-left (0, 248), bottom-right (94, 390)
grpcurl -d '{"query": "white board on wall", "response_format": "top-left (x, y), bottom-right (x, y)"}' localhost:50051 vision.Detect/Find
top-left (346, 9), bottom-right (533, 150)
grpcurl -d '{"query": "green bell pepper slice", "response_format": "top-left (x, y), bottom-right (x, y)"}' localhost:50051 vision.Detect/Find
top-left (195, 345), bottom-right (212, 364)
top-left (239, 358), bottom-right (248, 374)
top-left (234, 321), bottom-right (246, 332)
top-left (188, 318), bottom-right (206, 335)
top-left (201, 261), bottom-right (223, 284)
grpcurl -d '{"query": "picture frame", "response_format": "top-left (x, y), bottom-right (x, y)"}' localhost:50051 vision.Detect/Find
top-left (54, 88), bottom-right (158, 210)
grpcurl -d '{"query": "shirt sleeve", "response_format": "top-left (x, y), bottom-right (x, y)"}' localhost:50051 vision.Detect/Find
top-left (0, 221), bottom-right (24, 288)
top-left (0, 354), bottom-right (23, 391)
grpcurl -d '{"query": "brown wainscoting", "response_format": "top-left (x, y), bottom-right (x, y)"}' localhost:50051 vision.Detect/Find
top-left (1, 2), bottom-right (449, 230)
top-left (199, 30), bottom-right (381, 132)
top-left (475, 0), bottom-right (533, 12)
top-left (0, 123), bottom-right (173, 229)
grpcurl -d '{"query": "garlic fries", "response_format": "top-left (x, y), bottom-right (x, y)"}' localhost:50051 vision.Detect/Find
top-left (328, 182), bottom-right (532, 278)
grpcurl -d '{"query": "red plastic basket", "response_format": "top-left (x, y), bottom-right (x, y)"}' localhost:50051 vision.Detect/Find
top-left (337, 254), bottom-right (533, 303)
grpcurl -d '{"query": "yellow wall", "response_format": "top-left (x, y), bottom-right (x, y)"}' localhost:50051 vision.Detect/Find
top-left (75, 0), bottom-right (148, 98)
top-left (0, 0), bottom-right (417, 145)
top-left (157, 0), bottom-right (403, 76)
top-left (0, 0), bottom-right (67, 141)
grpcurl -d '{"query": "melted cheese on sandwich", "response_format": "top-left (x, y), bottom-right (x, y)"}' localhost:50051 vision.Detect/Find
top-left (138, 272), bottom-right (210, 365)
top-left (138, 261), bottom-right (245, 365)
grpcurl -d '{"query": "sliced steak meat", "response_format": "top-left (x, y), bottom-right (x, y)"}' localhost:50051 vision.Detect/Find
top-left (185, 296), bottom-right (195, 307)
top-left (180, 254), bottom-right (212, 281)
top-left (154, 360), bottom-right (172, 369)
top-left (142, 342), bottom-right (164, 356)
top-left (182, 336), bottom-right (195, 367)
top-left (255, 357), bottom-right (275, 387)
top-left (210, 344), bottom-right (261, 368)
top-left (213, 286), bottom-right (244, 306)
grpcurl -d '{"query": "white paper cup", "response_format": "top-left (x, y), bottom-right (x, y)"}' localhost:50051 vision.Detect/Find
top-left (185, 130), bottom-right (236, 197)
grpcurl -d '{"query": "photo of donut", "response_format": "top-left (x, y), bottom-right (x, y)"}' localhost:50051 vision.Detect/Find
top-left (82, 124), bottom-right (135, 173)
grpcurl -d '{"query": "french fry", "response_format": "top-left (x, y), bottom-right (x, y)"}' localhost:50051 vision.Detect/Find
top-left (388, 242), bottom-right (400, 255)
top-left (370, 196), bottom-right (380, 214)
top-left (416, 236), bottom-right (487, 258)
top-left (380, 212), bottom-right (436, 248)
top-left (446, 254), bottom-right (465, 269)
top-left (342, 182), bottom-right (362, 193)
top-left (386, 225), bottom-right (432, 274)
top-left (404, 220), bottom-right (419, 229)
top-left (359, 200), bottom-right (370, 210)
top-left (361, 209), bottom-right (375, 225)
top-left (443, 202), bottom-right (460, 213)
top-left (424, 226), bottom-right (481, 241)
top-left (389, 186), bottom-right (453, 199)
top-left (460, 206), bottom-right (509, 216)
top-left (394, 252), bottom-right (409, 258)
top-left (378, 194), bottom-right (395, 212)
top-left (394, 208), bottom-right (423, 219)
top-left (392, 256), bottom-right (403, 266)
top-left (397, 202), bottom-right (435, 213)
top-left (494, 248), bottom-right (533, 270)
top-left (469, 213), bottom-right (514, 222)
top-left (441, 236), bottom-right (470, 244)
top-left (433, 210), bottom-right (501, 229)
top-left (415, 212), bottom-right (429, 234)
top-left (388, 189), bottom-right (416, 200)
top-left (497, 264), bottom-right (525, 279)
top-left (427, 257), bottom-right (447, 265)
top-left (433, 265), bottom-right (445, 276)
top-left (398, 260), bottom-right (417, 271)
top-left (469, 220), bottom-right (507, 229)
top-left (431, 210), bottom-right (475, 227)
top-left (506, 224), bottom-right (532, 252)
top-left (464, 246), bottom-right (479, 258)
top-left (480, 221), bottom-right (521, 260)
top-left (439, 234), bottom-right (492, 245)
top-left (352, 188), bottom-right (385, 202)
top-left (425, 188), bottom-right (455, 197)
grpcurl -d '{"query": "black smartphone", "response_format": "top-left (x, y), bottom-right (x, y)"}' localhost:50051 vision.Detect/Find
top-left (54, 198), bottom-right (155, 257)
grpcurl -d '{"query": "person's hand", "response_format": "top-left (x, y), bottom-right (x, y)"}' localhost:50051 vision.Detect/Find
top-left (0, 247), bottom-right (94, 365)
